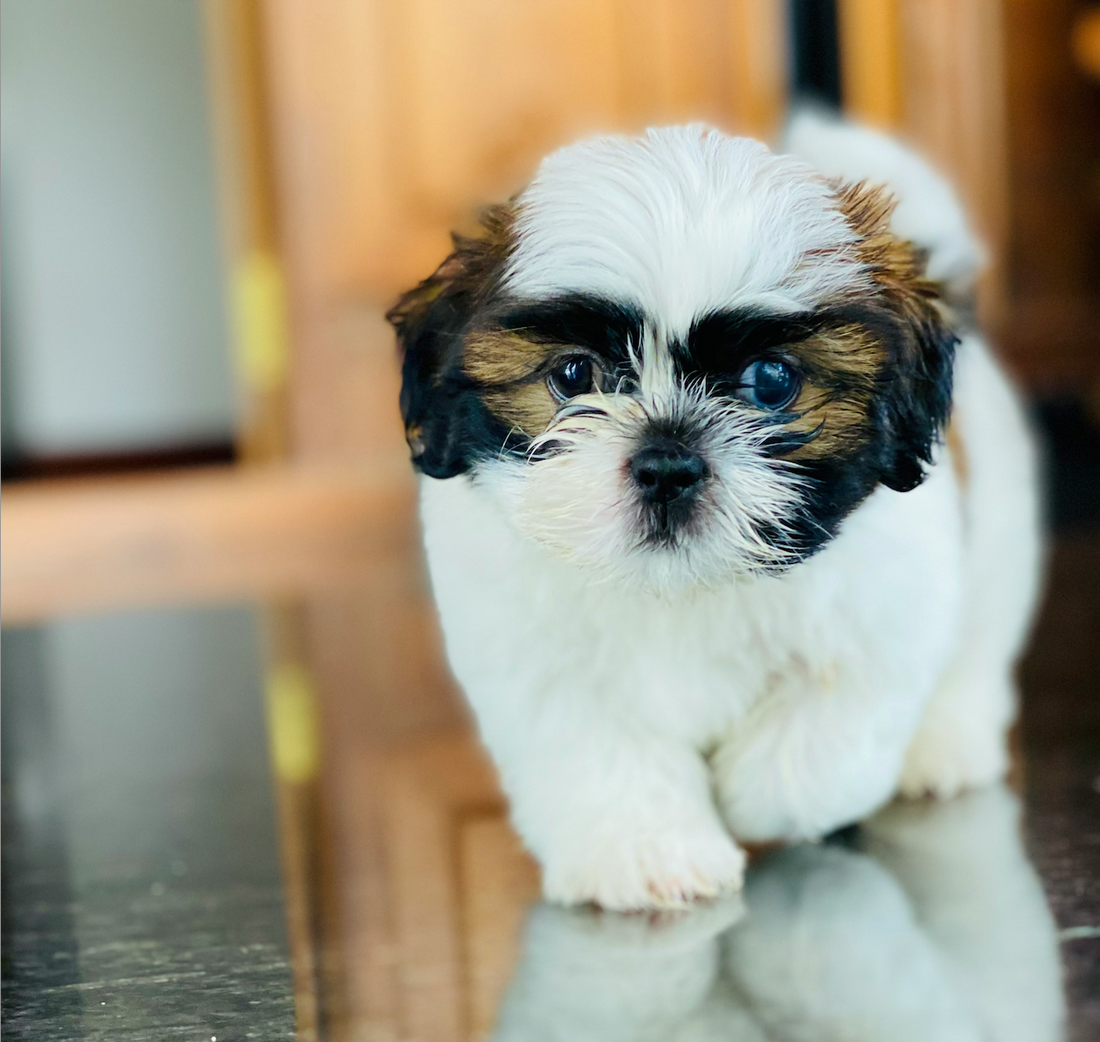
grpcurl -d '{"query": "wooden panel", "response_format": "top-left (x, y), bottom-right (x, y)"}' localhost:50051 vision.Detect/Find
top-left (248, 10), bottom-right (787, 1038)
top-left (375, 731), bottom-right (539, 1042)
top-left (262, 0), bottom-right (789, 315)
top-left (837, 0), bottom-right (902, 128)
top-left (459, 815), bottom-right (542, 1041)
top-left (995, 296), bottom-right (1100, 388)
top-left (202, 0), bottom-right (291, 463)
top-left (0, 461), bottom-right (416, 624)
top-left (838, 0), bottom-right (1010, 323)
top-left (1004, 0), bottom-right (1100, 301)
top-left (1000, 0), bottom-right (1100, 384)
top-left (397, 0), bottom-right (622, 209)
top-left (899, 0), bottom-right (1010, 322)
top-left (1075, 8), bottom-right (1100, 79)
top-left (304, 586), bottom-right (460, 747)
top-left (378, 733), bottom-right (538, 1041)
top-left (728, 0), bottom-right (789, 136)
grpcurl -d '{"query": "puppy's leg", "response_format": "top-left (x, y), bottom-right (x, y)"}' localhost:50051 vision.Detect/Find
top-left (898, 662), bottom-right (1016, 799)
top-left (488, 704), bottom-right (745, 911)
top-left (900, 338), bottom-right (1042, 799)
top-left (492, 898), bottom-right (741, 1041)
top-left (712, 669), bottom-right (921, 844)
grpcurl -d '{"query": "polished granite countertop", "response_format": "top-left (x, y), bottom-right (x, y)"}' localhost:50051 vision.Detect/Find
top-left (2, 780), bottom-right (294, 1041)
top-left (1, 610), bottom-right (296, 1041)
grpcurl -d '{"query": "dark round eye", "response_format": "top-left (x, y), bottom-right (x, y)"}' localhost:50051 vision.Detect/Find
top-left (735, 360), bottom-right (800, 410)
top-left (548, 356), bottom-right (596, 399)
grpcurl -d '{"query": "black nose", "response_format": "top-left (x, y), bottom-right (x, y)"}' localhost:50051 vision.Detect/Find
top-left (630, 440), bottom-right (708, 505)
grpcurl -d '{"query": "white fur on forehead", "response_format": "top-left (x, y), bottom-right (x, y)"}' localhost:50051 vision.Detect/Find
top-left (505, 125), bottom-right (870, 334)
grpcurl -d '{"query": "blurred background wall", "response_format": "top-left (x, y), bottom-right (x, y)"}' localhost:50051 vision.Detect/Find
top-left (1, 0), bottom-right (250, 845)
top-left (1, 0), bottom-right (236, 466)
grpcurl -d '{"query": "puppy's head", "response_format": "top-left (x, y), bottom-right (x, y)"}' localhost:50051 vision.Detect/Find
top-left (389, 127), bottom-right (957, 589)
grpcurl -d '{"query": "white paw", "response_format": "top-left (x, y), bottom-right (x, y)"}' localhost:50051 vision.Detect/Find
top-left (899, 724), bottom-right (1007, 800)
top-left (542, 826), bottom-right (746, 912)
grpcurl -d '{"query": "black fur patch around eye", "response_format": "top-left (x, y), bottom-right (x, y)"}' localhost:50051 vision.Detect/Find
top-left (671, 299), bottom-right (957, 563)
top-left (393, 280), bottom-right (647, 477)
top-left (676, 308), bottom-right (824, 386)
top-left (396, 294), bottom-right (531, 478)
top-left (493, 294), bottom-right (645, 373)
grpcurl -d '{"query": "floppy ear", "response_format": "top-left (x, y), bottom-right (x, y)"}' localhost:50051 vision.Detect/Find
top-left (387, 206), bottom-right (514, 478)
top-left (838, 182), bottom-right (958, 493)
top-left (872, 287), bottom-right (958, 493)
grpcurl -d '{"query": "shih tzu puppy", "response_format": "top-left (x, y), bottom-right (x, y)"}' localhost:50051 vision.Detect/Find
top-left (388, 112), bottom-right (1041, 910)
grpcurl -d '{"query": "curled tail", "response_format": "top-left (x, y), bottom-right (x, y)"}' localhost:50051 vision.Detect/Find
top-left (783, 109), bottom-right (983, 303)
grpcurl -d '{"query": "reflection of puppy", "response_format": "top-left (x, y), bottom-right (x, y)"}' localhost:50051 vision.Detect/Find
top-left (857, 787), bottom-right (1065, 1042)
top-left (492, 787), bottom-right (1064, 1042)
top-left (390, 113), bottom-right (1041, 909)
top-left (493, 897), bottom-right (745, 1042)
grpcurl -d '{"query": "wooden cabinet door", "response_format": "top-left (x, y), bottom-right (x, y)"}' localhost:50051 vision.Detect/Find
top-left (263, 0), bottom-right (787, 313)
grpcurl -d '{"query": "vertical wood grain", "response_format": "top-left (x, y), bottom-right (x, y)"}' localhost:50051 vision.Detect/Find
top-left (899, 0), bottom-right (1009, 323)
top-left (837, 0), bottom-right (1009, 323)
top-left (837, 0), bottom-right (903, 128)
top-left (202, 0), bottom-right (290, 464)
top-left (459, 816), bottom-right (542, 1040)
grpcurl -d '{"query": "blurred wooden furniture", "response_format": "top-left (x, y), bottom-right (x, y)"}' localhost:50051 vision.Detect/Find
top-left (1000, 0), bottom-right (1100, 385)
top-left (8, 5), bottom-right (1099, 625)
top-left (250, 5), bottom-right (789, 1037)
top-left (842, 0), bottom-right (1100, 386)
top-left (844, 1), bottom-right (1011, 321)
top-left (368, 731), bottom-right (541, 1042)
top-left (0, 461), bottom-right (414, 625)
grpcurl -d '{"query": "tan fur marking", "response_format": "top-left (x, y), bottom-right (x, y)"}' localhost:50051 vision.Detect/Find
top-left (387, 204), bottom-right (518, 455)
top-left (797, 324), bottom-right (885, 381)
top-left (464, 330), bottom-right (576, 435)
top-left (776, 182), bottom-right (955, 465)
top-left (483, 382), bottom-right (558, 436)
top-left (783, 325), bottom-right (885, 459)
top-left (464, 331), bottom-right (553, 385)
top-left (784, 386), bottom-right (875, 459)
top-left (834, 180), bottom-right (943, 314)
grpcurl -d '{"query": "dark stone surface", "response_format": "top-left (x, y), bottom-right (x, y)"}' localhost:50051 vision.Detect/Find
top-left (1021, 533), bottom-right (1100, 1042)
top-left (2, 782), bottom-right (295, 1042)
top-left (1, 608), bottom-right (295, 1041)
top-left (1024, 746), bottom-right (1100, 1042)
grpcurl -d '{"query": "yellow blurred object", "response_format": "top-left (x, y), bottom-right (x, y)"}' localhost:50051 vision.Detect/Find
top-left (1073, 8), bottom-right (1100, 79)
top-left (837, 0), bottom-right (903, 129)
top-left (266, 664), bottom-right (321, 784)
top-left (233, 249), bottom-right (290, 394)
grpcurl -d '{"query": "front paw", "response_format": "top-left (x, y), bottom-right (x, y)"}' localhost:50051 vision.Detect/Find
top-left (542, 825), bottom-right (746, 912)
top-left (898, 726), bottom-right (1007, 800)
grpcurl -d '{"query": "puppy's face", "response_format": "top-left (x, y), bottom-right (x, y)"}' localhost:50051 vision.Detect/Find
top-left (390, 128), bottom-right (956, 589)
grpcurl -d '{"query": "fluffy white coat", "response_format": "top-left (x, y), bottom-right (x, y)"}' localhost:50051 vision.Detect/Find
top-left (417, 114), bottom-right (1042, 910)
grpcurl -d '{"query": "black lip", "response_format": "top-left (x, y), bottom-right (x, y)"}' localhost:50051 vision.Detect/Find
top-left (639, 480), bottom-right (707, 545)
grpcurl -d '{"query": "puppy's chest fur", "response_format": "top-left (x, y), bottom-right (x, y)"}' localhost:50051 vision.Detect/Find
top-left (421, 460), bottom-right (964, 749)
